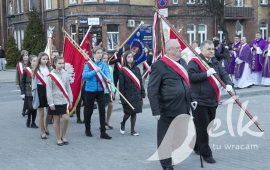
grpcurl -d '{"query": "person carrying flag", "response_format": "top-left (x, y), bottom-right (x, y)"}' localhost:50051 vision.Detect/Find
top-left (188, 40), bottom-right (232, 164)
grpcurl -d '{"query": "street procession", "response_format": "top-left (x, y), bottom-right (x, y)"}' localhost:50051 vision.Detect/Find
top-left (0, 0), bottom-right (269, 170)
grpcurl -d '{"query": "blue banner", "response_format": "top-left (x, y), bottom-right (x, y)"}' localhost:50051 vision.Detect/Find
top-left (126, 30), bottom-right (147, 65)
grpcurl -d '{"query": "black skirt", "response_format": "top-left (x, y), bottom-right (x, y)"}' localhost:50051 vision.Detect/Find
top-left (37, 85), bottom-right (48, 108)
top-left (48, 104), bottom-right (67, 115)
top-left (105, 93), bottom-right (112, 104)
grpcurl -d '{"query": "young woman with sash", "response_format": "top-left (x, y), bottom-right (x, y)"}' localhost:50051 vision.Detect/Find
top-left (20, 55), bottom-right (38, 128)
top-left (82, 47), bottom-right (112, 139)
top-left (46, 56), bottom-right (73, 146)
top-left (101, 52), bottom-right (115, 129)
top-left (32, 52), bottom-right (52, 139)
top-left (16, 50), bottom-right (29, 116)
top-left (119, 51), bottom-right (145, 136)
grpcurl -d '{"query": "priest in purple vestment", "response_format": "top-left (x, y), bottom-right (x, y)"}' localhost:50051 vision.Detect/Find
top-left (250, 31), bottom-right (268, 85)
top-left (234, 37), bottom-right (253, 89)
top-left (261, 37), bottom-right (270, 86)
top-left (228, 36), bottom-right (241, 74)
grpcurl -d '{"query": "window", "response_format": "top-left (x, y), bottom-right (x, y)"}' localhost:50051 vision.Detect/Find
top-left (21, 30), bottom-right (24, 41)
top-left (46, 0), bottom-right (51, 10)
top-left (17, 30), bottom-right (21, 50)
top-left (198, 24), bottom-right (207, 44)
top-left (17, 0), bottom-right (20, 13)
top-left (14, 31), bottom-right (17, 47)
top-left (187, 25), bottom-right (196, 45)
top-left (199, 0), bottom-right (206, 3)
top-left (21, 0), bottom-right (24, 12)
top-left (236, 24), bottom-right (243, 38)
top-left (107, 24), bottom-right (119, 50)
top-left (173, 0), bottom-right (178, 4)
top-left (235, 0), bottom-right (243, 7)
top-left (218, 27), bottom-right (223, 41)
top-left (29, 0), bottom-right (35, 11)
top-left (187, 0), bottom-right (195, 4)
top-left (70, 0), bottom-right (76, 4)
top-left (71, 25), bottom-right (76, 41)
top-left (260, 22), bottom-right (268, 40)
top-left (261, 0), bottom-right (268, 5)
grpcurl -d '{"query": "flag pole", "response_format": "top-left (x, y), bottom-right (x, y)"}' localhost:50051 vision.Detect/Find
top-left (80, 25), bottom-right (92, 47)
top-left (154, 7), bottom-right (264, 132)
top-left (108, 22), bottom-right (144, 62)
top-left (61, 27), bottom-right (135, 110)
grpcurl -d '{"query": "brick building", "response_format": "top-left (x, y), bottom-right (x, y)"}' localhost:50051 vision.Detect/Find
top-left (1, 0), bottom-right (270, 52)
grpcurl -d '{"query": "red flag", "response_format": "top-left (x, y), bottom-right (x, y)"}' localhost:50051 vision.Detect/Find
top-left (63, 37), bottom-right (87, 113)
top-left (161, 18), bottom-right (195, 63)
top-left (80, 30), bottom-right (92, 58)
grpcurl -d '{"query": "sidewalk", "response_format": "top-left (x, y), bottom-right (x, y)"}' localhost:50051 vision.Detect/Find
top-left (0, 69), bottom-right (16, 83)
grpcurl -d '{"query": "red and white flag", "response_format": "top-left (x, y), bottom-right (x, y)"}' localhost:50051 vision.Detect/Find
top-left (161, 18), bottom-right (195, 63)
top-left (17, 62), bottom-right (23, 77)
top-left (63, 37), bottom-right (87, 113)
top-left (153, 11), bottom-right (158, 62)
top-left (80, 27), bottom-right (92, 58)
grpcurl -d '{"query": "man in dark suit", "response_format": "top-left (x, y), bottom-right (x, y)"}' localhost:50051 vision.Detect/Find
top-left (148, 39), bottom-right (191, 170)
top-left (188, 40), bottom-right (232, 164)
top-left (109, 44), bottom-right (123, 89)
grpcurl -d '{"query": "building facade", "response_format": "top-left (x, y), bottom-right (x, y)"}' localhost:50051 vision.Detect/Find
top-left (1, 0), bottom-right (269, 52)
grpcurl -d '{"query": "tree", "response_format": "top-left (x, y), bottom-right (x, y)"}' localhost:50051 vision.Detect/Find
top-left (6, 35), bottom-right (20, 66)
top-left (22, 6), bottom-right (46, 55)
top-left (199, 0), bottom-right (231, 44)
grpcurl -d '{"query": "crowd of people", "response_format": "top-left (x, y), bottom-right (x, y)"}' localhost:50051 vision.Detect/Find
top-left (11, 31), bottom-right (270, 170)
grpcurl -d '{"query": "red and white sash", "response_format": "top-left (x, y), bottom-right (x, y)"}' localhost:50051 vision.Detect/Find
top-left (190, 57), bottom-right (221, 103)
top-left (161, 56), bottom-right (190, 88)
top-left (114, 52), bottom-right (122, 70)
top-left (86, 61), bottom-right (111, 92)
top-left (23, 67), bottom-right (32, 78)
top-left (121, 67), bottom-right (141, 92)
top-left (17, 62), bottom-right (23, 77)
top-left (143, 61), bottom-right (151, 74)
top-left (48, 72), bottom-right (69, 102)
top-left (36, 71), bottom-right (47, 87)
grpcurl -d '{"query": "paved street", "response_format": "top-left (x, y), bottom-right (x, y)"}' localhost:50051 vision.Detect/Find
top-left (0, 70), bottom-right (270, 170)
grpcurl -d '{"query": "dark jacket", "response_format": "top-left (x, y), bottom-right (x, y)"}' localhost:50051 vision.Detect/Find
top-left (143, 54), bottom-right (153, 70)
top-left (109, 48), bottom-right (123, 73)
top-left (214, 47), bottom-right (229, 62)
top-left (21, 69), bottom-right (32, 97)
top-left (188, 54), bottom-right (232, 107)
top-left (0, 49), bottom-right (5, 58)
top-left (148, 60), bottom-right (191, 117)
top-left (119, 65), bottom-right (145, 114)
top-left (178, 58), bottom-right (187, 69)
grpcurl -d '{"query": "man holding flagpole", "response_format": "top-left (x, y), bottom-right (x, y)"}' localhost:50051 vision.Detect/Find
top-left (188, 40), bottom-right (232, 164)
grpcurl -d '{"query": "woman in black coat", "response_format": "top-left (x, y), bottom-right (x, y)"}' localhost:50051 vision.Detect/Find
top-left (119, 51), bottom-right (145, 136)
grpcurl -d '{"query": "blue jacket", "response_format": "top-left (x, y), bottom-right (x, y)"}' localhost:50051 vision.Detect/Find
top-left (82, 60), bottom-right (111, 92)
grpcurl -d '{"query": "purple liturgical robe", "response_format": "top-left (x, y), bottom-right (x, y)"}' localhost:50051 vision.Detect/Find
top-left (250, 38), bottom-right (268, 72)
top-left (226, 42), bottom-right (241, 74)
top-left (235, 44), bottom-right (252, 79)
top-left (262, 45), bottom-right (270, 78)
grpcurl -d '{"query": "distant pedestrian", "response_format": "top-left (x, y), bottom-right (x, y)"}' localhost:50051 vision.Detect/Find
top-left (20, 55), bottom-right (38, 128)
top-left (47, 56), bottom-right (73, 146)
top-left (119, 51), bottom-right (145, 136)
top-left (0, 46), bottom-right (6, 71)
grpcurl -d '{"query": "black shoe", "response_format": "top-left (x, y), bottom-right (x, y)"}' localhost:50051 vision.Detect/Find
top-left (41, 135), bottom-right (47, 140)
top-left (57, 142), bottom-right (64, 146)
top-left (70, 113), bottom-right (74, 117)
top-left (44, 128), bottom-right (50, 135)
top-left (61, 138), bottom-right (69, 145)
top-left (85, 130), bottom-right (92, 137)
top-left (31, 123), bottom-right (39, 128)
top-left (100, 133), bottom-right (112, 140)
top-left (105, 123), bottom-right (113, 129)
top-left (203, 157), bottom-right (216, 164)
top-left (26, 119), bottom-right (30, 128)
top-left (93, 104), bottom-right (97, 109)
top-left (77, 120), bottom-right (84, 124)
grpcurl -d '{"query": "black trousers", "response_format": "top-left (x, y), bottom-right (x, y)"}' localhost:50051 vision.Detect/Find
top-left (85, 91), bottom-right (106, 133)
top-left (23, 99), bottom-right (27, 112)
top-left (193, 105), bottom-right (216, 159)
top-left (113, 71), bottom-right (119, 90)
top-left (157, 115), bottom-right (189, 168)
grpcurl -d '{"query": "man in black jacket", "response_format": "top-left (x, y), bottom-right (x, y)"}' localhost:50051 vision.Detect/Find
top-left (148, 39), bottom-right (191, 170)
top-left (213, 39), bottom-right (229, 62)
top-left (108, 44), bottom-right (123, 88)
top-left (188, 40), bottom-right (232, 164)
